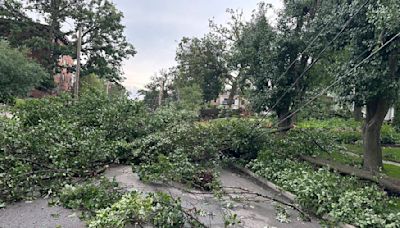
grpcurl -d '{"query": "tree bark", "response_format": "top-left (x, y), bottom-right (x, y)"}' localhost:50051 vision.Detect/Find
top-left (300, 155), bottom-right (400, 193)
top-left (277, 105), bottom-right (292, 129)
top-left (362, 98), bottom-right (389, 173)
top-left (227, 80), bottom-right (238, 109)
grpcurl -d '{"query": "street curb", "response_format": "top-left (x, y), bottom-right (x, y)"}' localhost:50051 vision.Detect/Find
top-left (229, 163), bottom-right (356, 228)
top-left (229, 163), bottom-right (297, 202)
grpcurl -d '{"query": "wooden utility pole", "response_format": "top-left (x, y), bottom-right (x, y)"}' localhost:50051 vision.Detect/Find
top-left (74, 26), bottom-right (82, 99)
top-left (106, 81), bottom-right (110, 95)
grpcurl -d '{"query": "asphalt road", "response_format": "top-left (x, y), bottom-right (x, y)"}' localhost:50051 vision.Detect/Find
top-left (0, 166), bottom-right (321, 228)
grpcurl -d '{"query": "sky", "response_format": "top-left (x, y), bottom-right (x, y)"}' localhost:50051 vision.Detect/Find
top-left (111, 0), bottom-right (283, 92)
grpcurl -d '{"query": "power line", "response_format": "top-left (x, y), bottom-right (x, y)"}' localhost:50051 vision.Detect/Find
top-left (246, 0), bottom-right (370, 134)
top-left (272, 31), bottom-right (400, 129)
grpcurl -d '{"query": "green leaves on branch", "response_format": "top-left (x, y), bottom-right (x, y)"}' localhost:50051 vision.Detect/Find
top-left (248, 151), bottom-right (400, 227)
top-left (0, 41), bottom-right (47, 103)
top-left (88, 191), bottom-right (201, 228)
top-left (0, 92), bottom-right (147, 203)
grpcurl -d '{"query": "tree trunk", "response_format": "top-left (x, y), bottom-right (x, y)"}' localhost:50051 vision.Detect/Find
top-left (228, 81), bottom-right (238, 109)
top-left (354, 103), bottom-right (363, 121)
top-left (277, 105), bottom-right (292, 130)
top-left (363, 98), bottom-right (389, 173)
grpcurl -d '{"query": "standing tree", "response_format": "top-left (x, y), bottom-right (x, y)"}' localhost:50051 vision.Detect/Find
top-left (73, 0), bottom-right (136, 82)
top-left (335, 0), bottom-right (400, 172)
top-left (175, 35), bottom-right (227, 103)
top-left (1, 0), bottom-right (135, 87)
top-left (240, 1), bottom-right (326, 128)
top-left (209, 9), bottom-right (247, 108)
top-left (1, 0), bottom-right (73, 89)
top-left (140, 69), bottom-right (176, 110)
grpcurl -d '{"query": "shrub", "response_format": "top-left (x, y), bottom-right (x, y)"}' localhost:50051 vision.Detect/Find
top-left (381, 123), bottom-right (400, 144)
top-left (296, 95), bottom-right (352, 121)
top-left (270, 128), bottom-right (339, 157)
top-left (298, 118), bottom-right (400, 144)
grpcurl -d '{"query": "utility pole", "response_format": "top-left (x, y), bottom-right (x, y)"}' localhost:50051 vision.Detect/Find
top-left (106, 81), bottom-right (110, 95)
top-left (74, 26), bottom-right (82, 99)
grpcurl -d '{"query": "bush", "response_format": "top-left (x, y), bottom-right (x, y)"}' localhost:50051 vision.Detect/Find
top-left (298, 118), bottom-right (400, 145)
top-left (381, 123), bottom-right (400, 144)
top-left (268, 128), bottom-right (339, 157)
top-left (296, 95), bottom-right (352, 121)
top-left (200, 108), bottom-right (220, 120)
top-left (0, 41), bottom-right (47, 103)
top-left (298, 118), bottom-right (361, 144)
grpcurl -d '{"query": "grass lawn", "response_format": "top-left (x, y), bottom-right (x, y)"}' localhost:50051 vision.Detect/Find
top-left (345, 144), bottom-right (400, 163)
top-left (320, 150), bottom-right (400, 179)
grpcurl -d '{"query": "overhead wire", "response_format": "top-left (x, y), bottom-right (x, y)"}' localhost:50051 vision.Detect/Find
top-left (245, 0), bottom-right (370, 137)
top-left (272, 31), bottom-right (400, 129)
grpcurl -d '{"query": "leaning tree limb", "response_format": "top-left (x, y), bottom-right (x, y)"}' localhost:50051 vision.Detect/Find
top-left (300, 155), bottom-right (400, 194)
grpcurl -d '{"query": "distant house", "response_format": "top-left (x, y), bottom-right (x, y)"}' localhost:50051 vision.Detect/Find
top-left (54, 55), bottom-right (74, 93)
top-left (210, 92), bottom-right (247, 110)
top-left (29, 54), bottom-right (75, 98)
top-left (1, 18), bottom-right (74, 98)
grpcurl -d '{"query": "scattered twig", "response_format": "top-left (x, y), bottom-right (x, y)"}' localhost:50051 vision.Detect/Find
top-left (222, 186), bottom-right (311, 222)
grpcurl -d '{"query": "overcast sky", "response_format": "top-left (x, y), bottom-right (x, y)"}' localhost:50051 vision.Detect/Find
top-left (111, 0), bottom-right (283, 91)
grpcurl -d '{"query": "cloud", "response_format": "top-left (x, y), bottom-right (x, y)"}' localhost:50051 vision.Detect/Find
top-left (112, 0), bottom-right (283, 89)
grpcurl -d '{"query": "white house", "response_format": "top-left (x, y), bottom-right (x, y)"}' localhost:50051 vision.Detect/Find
top-left (210, 92), bottom-right (247, 110)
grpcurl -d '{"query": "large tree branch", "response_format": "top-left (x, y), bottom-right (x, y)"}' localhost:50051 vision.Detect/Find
top-left (300, 155), bottom-right (400, 193)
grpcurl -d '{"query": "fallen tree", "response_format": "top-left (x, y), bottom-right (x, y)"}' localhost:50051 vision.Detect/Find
top-left (300, 155), bottom-right (400, 194)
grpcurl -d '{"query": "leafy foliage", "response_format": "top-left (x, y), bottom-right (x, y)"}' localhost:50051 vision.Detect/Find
top-left (133, 112), bottom-right (276, 190)
top-left (133, 118), bottom-right (220, 189)
top-left (298, 118), bottom-right (400, 145)
top-left (88, 191), bottom-right (202, 228)
top-left (1, 0), bottom-right (135, 83)
top-left (0, 92), bottom-right (146, 203)
top-left (0, 41), bottom-right (47, 103)
top-left (73, 0), bottom-right (136, 81)
top-left (176, 35), bottom-right (227, 102)
top-left (59, 178), bottom-right (123, 218)
top-left (248, 150), bottom-right (400, 227)
top-left (209, 118), bottom-right (268, 160)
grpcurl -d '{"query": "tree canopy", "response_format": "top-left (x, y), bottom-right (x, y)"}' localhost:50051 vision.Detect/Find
top-left (0, 0), bottom-right (135, 88)
top-left (0, 41), bottom-right (47, 102)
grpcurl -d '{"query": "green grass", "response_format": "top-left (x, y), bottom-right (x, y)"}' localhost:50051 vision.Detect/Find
top-left (320, 151), bottom-right (400, 179)
top-left (383, 164), bottom-right (400, 179)
top-left (320, 150), bottom-right (362, 167)
top-left (345, 144), bottom-right (400, 163)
